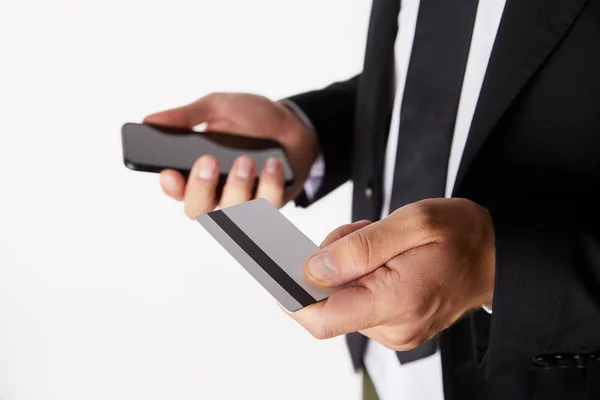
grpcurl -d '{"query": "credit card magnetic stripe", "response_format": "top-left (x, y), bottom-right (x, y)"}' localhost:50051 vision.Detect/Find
top-left (208, 210), bottom-right (317, 308)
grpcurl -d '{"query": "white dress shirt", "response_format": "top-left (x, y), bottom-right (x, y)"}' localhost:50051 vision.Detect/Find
top-left (297, 0), bottom-right (507, 398)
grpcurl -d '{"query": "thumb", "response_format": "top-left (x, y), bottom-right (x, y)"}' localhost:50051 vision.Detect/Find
top-left (143, 96), bottom-right (216, 128)
top-left (303, 219), bottom-right (397, 287)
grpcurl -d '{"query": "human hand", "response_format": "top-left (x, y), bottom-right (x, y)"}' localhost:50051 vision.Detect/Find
top-left (143, 93), bottom-right (319, 217)
top-left (290, 198), bottom-right (495, 350)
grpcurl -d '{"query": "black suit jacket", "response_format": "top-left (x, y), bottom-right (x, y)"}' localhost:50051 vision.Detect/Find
top-left (290, 0), bottom-right (600, 398)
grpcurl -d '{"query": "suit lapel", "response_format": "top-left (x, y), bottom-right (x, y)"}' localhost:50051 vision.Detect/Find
top-left (452, 0), bottom-right (589, 193)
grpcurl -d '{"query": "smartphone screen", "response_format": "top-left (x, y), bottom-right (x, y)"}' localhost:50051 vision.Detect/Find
top-left (121, 123), bottom-right (294, 186)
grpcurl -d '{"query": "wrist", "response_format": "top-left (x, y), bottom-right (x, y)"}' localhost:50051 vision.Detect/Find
top-left (278, 102), bottom-right (319, 158)
top-left (275, 101), bottom-right (320, 199)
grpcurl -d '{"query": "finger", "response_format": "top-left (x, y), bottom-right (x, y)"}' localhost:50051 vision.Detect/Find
top-left (291, 262), bottom-right (418, 339)
top-left (290, 283), bottom-right (390, 339)
top-left (358, 326), bottom-right (417, 352)
top-left (159, 169), bottom-right (186, 201)
top-left (255, 157), bottom-right (285, 208)
top-left (359, 327), bottom-right (400, 350)
top-left (183, 155), bottom-right (220, 218)
top-left (143, 95), bottom-right (217, 128)
top-left (303, 208), bottom-right (438, 287)
top-left (359, 324), bottom-right (439, 352)
top-left (319, 220), bottom-right (372, 248)
top-left (358, 327), bottom-right (390, 346)
top-left (219, 156), bottom-right (256, 208)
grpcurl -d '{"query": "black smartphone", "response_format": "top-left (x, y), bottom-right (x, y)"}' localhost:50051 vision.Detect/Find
top-left (121, 123), bottom-right (295, 187)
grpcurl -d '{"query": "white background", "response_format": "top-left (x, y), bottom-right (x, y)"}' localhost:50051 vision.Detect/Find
top-left (0, 0), bottom-right (372, 399)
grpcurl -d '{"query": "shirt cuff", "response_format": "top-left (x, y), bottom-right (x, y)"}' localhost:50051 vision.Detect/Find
top-left (303, 152), bottom-right (325, 200)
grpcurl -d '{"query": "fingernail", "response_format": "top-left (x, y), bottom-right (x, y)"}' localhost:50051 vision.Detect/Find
top-left (308, 251), bottom-right (337, 281)
top-left (161, 174), bottom-right (177, 190)
top-left (198, 158), bottom-right (217, 180)
top-left (235, 157), bottom-right (253, 179)
top-left (265, 157), bottom-right (279, 174)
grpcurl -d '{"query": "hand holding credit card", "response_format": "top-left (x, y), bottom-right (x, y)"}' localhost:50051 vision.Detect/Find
top-left (196, 198), bottom-right (344, 312)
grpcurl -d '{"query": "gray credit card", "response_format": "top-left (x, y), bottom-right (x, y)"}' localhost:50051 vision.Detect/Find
top-left (196, 198), bottom-right (341, 312)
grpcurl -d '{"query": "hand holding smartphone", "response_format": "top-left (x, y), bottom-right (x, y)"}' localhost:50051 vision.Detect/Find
top-left (122, 93), bottom-right (319, 216)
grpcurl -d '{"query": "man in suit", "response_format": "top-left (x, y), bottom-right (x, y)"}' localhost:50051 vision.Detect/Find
top-left (144, 0), bottom-right (600, 398)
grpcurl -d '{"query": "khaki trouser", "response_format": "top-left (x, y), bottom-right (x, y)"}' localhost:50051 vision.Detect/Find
top-left (363, 368), bottom-right (380, 400)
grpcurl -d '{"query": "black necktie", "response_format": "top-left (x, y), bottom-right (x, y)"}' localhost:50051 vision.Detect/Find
top-left (390, 0), bottom-right (480, 364)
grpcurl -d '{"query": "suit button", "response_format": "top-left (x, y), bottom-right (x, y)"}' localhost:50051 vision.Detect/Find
top-left (533, 355), bottom-right (553, 368)
top-left (573, 354), bottom-right (589, 368)
top-left (554, 354), bottom-right (571, 368)
top-left (365, 186), bottom-right (373, 200)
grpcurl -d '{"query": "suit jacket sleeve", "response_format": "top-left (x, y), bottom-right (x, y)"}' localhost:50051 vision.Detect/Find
top-left (286, 75), bottom-right (359, 207)
top-left (486, 205), bottom-right (600, 378)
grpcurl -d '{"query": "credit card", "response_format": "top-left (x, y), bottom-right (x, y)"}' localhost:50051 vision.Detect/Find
top-left (196, 198), bottom-right (341, 312)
